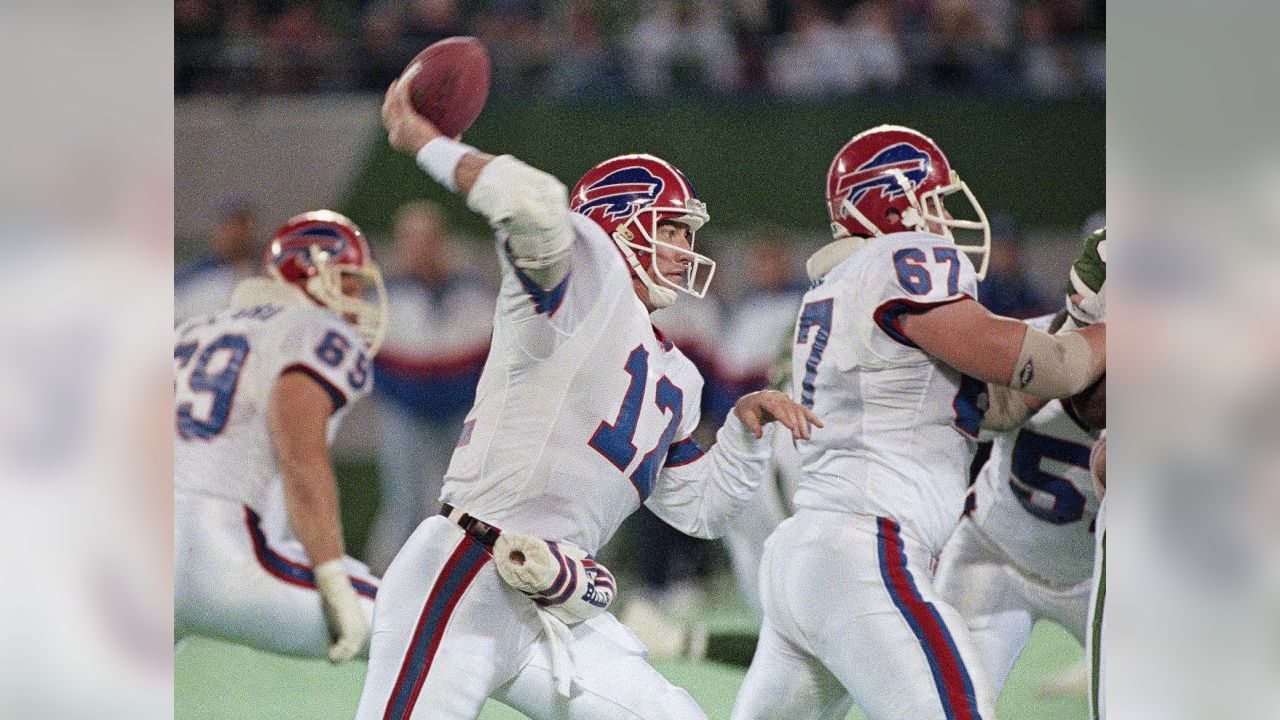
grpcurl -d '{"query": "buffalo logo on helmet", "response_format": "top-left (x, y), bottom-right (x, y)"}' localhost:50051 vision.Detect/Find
top-left (575, 166), bottom-right (665, 221)
top-left (835, 142), bottom-right (932, 211)
top-left (274, 223), bottom-right (351, 266)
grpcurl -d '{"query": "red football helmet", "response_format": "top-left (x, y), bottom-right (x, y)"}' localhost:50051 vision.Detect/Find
top-left (264, 210), bottom-right (389, 353)
top-left (826, 125), bottom-right (991, 279)
top-left (570, 153), bottom-right (715, 309)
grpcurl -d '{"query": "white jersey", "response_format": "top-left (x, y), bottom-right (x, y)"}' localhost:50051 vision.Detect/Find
top-left (968, 398), bottom-right (1100, 587)
top-left (173, 293), bottom-right (373, 512)
top-left (791, 231), bottom-right (984, 551)
top-left (441, 212), bottom-right (769, 554)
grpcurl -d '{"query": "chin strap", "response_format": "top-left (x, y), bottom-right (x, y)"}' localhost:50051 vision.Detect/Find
top-left (645, 285), bottom-right (677, 309)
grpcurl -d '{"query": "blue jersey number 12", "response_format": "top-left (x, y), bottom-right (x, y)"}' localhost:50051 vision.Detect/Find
top-left (588, 345), bottom-right (684, 499)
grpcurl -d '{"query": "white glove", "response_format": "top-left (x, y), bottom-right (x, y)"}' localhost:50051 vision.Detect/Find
top-left (492, 532), bottom-right (615, 625)
top-left (314, 559), bottom-right (369, 664)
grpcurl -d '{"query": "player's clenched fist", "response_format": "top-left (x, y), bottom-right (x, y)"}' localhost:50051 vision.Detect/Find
top-left (493, 532), bottom-right (616, 625)
top-left (733, 389), bottom-right (824, 440)
top-left (314, 559), bottom-right (370, 664)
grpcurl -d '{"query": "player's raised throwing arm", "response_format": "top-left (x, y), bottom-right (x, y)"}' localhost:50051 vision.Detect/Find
top-left (382, 72), bottom-right (571, 288)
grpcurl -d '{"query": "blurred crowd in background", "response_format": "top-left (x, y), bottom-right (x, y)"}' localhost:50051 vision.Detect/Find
top-left (176, 0), bottom-right (1104, 99)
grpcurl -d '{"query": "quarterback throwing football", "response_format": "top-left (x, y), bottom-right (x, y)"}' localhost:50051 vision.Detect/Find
top-left (352, 72), bottom-right (818, 720)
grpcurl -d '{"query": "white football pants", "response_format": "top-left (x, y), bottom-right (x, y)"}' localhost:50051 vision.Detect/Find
top-left (174, 491), bottom-right (378, 658)
top-left (731, 510), bottom-right (995, 720)
top-left (354, 514), bottom-right (708, 720)
top-left (934, 516), bottom-right (1091, 694)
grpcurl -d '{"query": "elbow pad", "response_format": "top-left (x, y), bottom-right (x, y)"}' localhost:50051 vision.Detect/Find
top-left (467, 155), bottom-right (572, 272)
top-left (1010, 326), bottom-right (1099, 399)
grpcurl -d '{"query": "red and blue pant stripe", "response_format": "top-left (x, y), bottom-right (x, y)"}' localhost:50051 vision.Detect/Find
top-left (243, 506), bottom-right (377, 599)
top-left (876, 516), bottom-right (982, 720)
top-left (382, 536), bottom-right (490, 720)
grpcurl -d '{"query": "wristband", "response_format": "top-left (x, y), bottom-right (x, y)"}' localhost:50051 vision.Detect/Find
top-left (415, 137), bottom-right (476, 192)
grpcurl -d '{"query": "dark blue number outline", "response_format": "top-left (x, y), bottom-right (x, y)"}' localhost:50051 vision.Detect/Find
top-left (589, 345), bottom-right (649, 471)
top-left (628, 377), bottom-right (684, 498)
top-left (1007, 428), bottom-right (1092, 524)
top-left (892, 248), bottom-right (932, 295)
top-left (795, 298), bottom-right (834, 409)
top-left (932, 246), bottom-right (961, 295)
top-left (588, 345), bottom-right (688, 499)
top-left (177, 334), bottom-right (251, 440)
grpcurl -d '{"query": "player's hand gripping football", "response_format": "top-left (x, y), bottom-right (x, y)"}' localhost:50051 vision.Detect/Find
top-left (381, 67), bottom-right (443, 156)
top-left (314, 559), bottom-right (370, 664)
top-left (734, 389), bottom-right (823, 440)
top-left (493, 532), bottom-right (616, 625)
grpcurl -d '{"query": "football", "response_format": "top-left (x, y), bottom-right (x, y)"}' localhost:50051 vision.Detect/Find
top-left (403, 36), bottom-right (491, 138)
top-left (1068, 373), bottom-right (1105, 430)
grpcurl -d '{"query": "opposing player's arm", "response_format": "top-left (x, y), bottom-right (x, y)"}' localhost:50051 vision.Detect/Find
top-left (899, 297), bottom-right (1105, 399)
top-left (647, 392), bottom-right (819, 539)
top-left (382, 73), bottom-right (571, 288)
top-left (267, 369), bottom-right (368, 663)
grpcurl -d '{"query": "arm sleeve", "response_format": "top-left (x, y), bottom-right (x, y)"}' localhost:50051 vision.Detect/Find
top-left (644, 412), bottom-right (774, 539)
top-left (467, 155), bottom-right (573, 288)
top-left (275, 310), bottom-right (374, 412)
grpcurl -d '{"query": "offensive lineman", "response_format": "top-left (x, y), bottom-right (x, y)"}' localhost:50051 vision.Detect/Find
top-left (174, 211), bottom-right (385, 663)
top-left (730, 125), bottom-right (1107, 720)
top-left (354, 69), bottom-right (819, 720)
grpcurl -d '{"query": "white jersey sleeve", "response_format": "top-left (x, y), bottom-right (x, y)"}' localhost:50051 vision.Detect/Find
top-left (492, 212), bottom-right (634, 361)
top-left (645, 401), bottom-right (774, 540)
top-left (859, 234), bottom-right (980, 369)
top-left (271, 306), bottom-right (374, 412)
